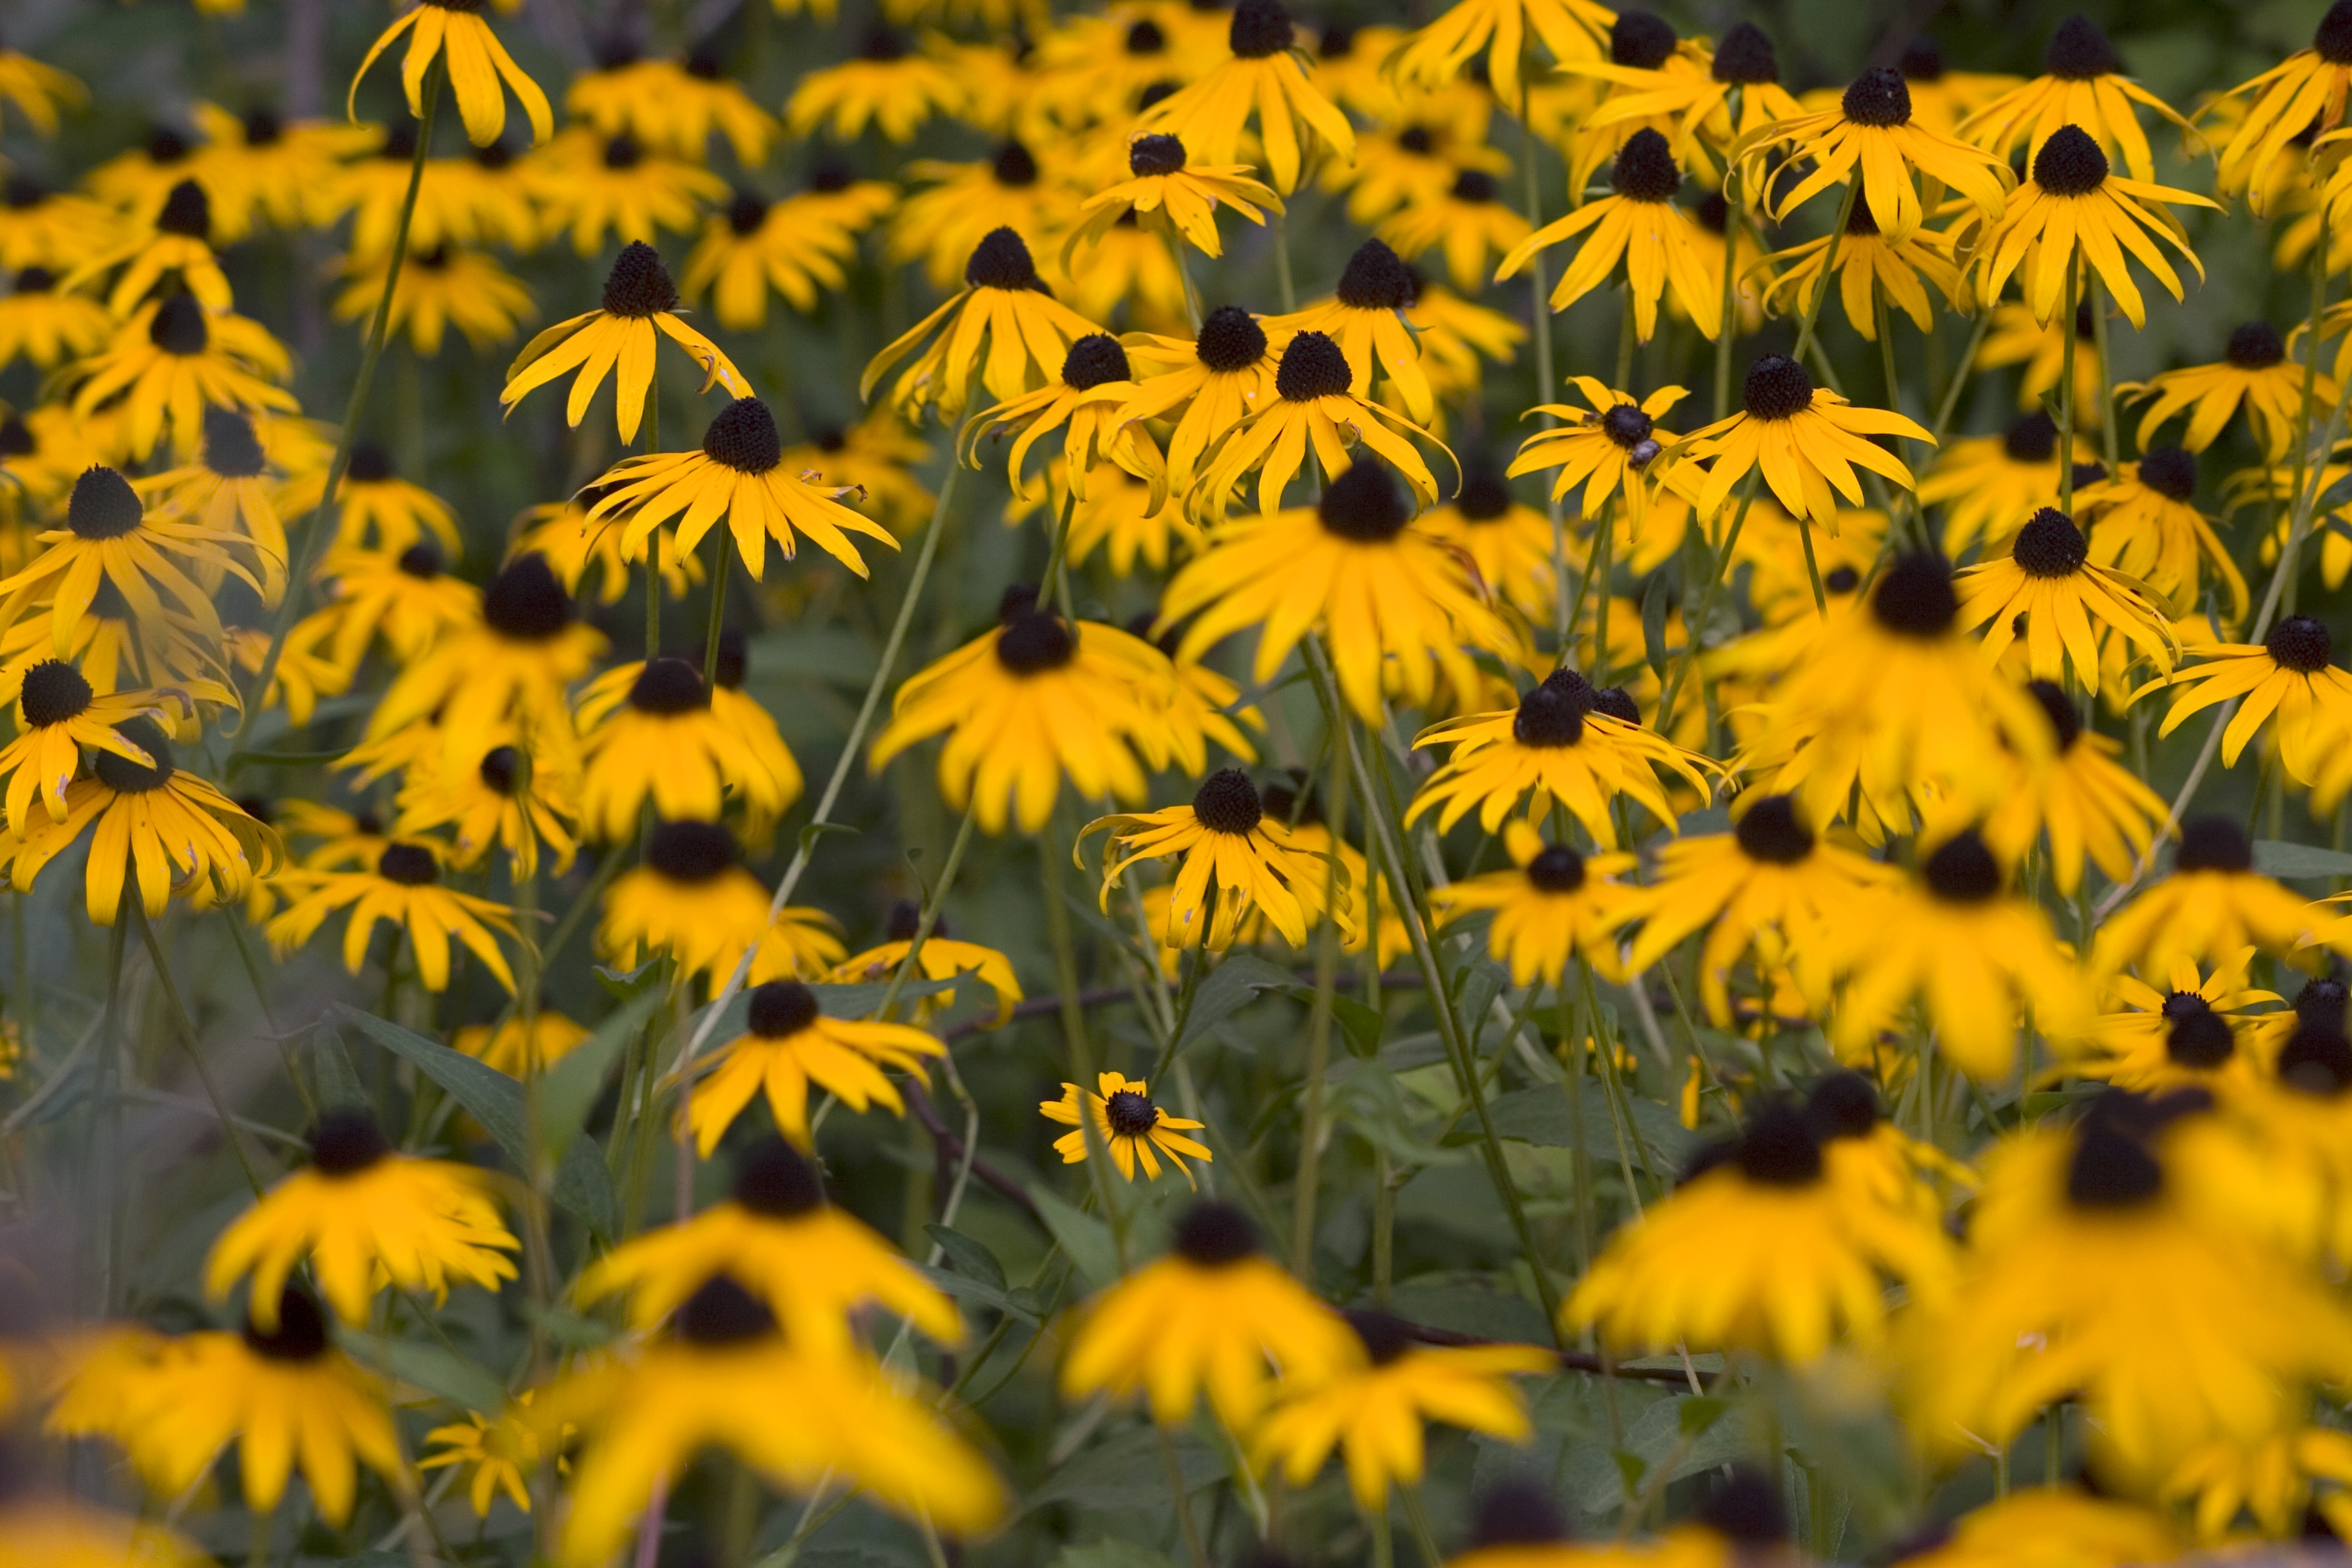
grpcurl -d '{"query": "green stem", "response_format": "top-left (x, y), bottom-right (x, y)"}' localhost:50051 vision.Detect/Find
top-left (1161, 223), bottom-right (1204, 335)
top-left (2285, 230), bottom-right (2333, 617)
top-left (1655, 473), bottom-right (1762, 730)
top-left (1289, 732), bottom-right (1349, 1278)
top-left (1156, 1426), bottom-right (1210, 1568)
top-left (1042, 810), bottom-right (1130, 1266)
top-left (701, 529), bottom-right (732, 686)
top-left (2090, 277), bottom-right (2120, 472)
top-left (129, 902), bottom-right (265, 1199)
top-left (2058, 264), bottom-right (2080, 517)
top-left (1712, 121), bottom-right (1743, 421)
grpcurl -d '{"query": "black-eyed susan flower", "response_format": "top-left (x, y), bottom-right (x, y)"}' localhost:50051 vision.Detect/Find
top-left (0, 661), bottom-right (173, 838)
top-left (573, 656), bottom-right (801, 843)
top-left (598, 819), bottom-right (842, 993)
top-left (1428, 822), bottom-right (1640, 986)
top-left (186, 103), bottom-right (373, 238)
top-left (1983, 681), bottom-right (2170, 896)
top-left (1508, 378), bottom-right (1682, 529)
top-left (1758, 189), bottom-right (1966, 340)
top-left (0, 266), bottom-right (107, 370)
top-left (397, 735), bottom-right (579, 877)
top-left (683, 979), bottom-right (942, 1153)
top-left (533, 1276), bottom-right (1003, 1567)
top-left (1118, 305), bottom-right (1282, 494)
top-left (1408, 670), bottom-right (1715, 843)
top-left (129, 408), bottom-right (301, 585)
top-left (85, 1285), bottom-right (403, 1526)
top-left (5, 713), bottom-right (277, 925)
top-left (1916, 412), bottom-right (2063, 557)
top-left (2121, 322), bottom-right (2331, 461)
top-left (1068, 133), bottom-right (1281, 261)
top-left (1669, 353), bottom-right (1929, 526)
top-left (1579, 21), bottom-right (1810, 165)
top-left (454, 1009), bottom-right (590, 1075)
top-left (204, 1107), bottom-right (517, 1327)
top-left (965, 334), bottom-right (1158, 503)
top-left (279, 442), bottom-right (461, 557)
top-left (509, 482), bottom-right (701, 606)
top-left (327, 126), bottom-right (539, 260)
top-left (829, 901), bottom-right (1022, 1027)
top-left (1738, 66), bottom-right (2011, 242)
top-left (521, 129), bottom-right (726, 256)
top-left (1337, 98), bottom-right (1504, 225)
top-left (64, 296), bottom-right (296, 462)
top-left (1979, 297), bottom-right (2107, 427)
top-left (1417, 470), bottom-right (1557, 621)
top-left (1385, 0), bottom-right (1608, 110)
top-left (565, 44), bottom-right (777, 165)
top-left (2209, 0), bottom-right (2352, 204)
top-left (1061, 1200), bottom-right (1354, 1428)
top-left (1625, 794), bottom-right (1901, 1026)
top-left (333, 242), bottom-right (534, 356)
top-left (1960, 124), bottom-right (2214, 328)
top-left (1041, 1070), bottom-right (1213, 1186)
top-left (870, 605), bottom-right (1170, 835)
top-left (1496, 129), bottom-right (1718, 345)
top-left (1134, 0), bottom-right (1354, 196)
top-left (2077, 446), bottom-right (2247, 621)
top-left (578, 1136), bottom-right (959, 1349)
top-left (683, 179), bottom-right (890, 332)
top-left (2142, 615), bottom-right (2352, 786)
top-left (1833, 828), bottom-right (2090, 1078)
top-left (862, 228), bottom-right (1101, 424)
top-left (780, 410), bottom-right (933, 537)
top-left (1568, 1102), bottom-right (1953, 1361)
top-left (1376, 169), bottom-right (1533, 294)
top-left (0, 175), bottom-right (116, 274)
top-left (783, 26), bottom-right (965, 145)
top-left (0, 1478), bottom-right (204, 1567)
top-left (1085, 768), bottom-right (1346, 951)
top-left (590, 398), bottom-right (898, 581)
top-left (268, 840), bottom-right (517, 991)
top-left (1164, 459), bottom-right (1509, 720)
top-left (1953, 507), bottom-right (2178, 692)
top-left (350, 0), bottom-right (553, 148)
top-left (2094, 817), bottom-right (2332, 976)
top-left (368, 554), bottom-right (604, 784)
top-left (1253, 1310), bottom-right (1551, 1509)
top-left (67, 180), bottom-right (231, 317)
top-left (2164, 1425), bottom-right (2352, 1544)
top-left (1193, 332), bottom-right (1446, 521)
top-left (500, 242), bottom-right (748, 446)
top-left (2064, 953), bottom-right (2283, 1096)
top-left (1960, 15), bottom-right (2199, 186)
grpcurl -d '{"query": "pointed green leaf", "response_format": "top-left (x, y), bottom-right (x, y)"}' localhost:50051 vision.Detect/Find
top-left (538, 990), bottom-right (665, 1164)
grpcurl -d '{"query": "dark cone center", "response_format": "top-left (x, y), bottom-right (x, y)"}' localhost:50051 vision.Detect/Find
top-left (996, 611), bottom-right (1076, 674)
top-left (2174, 815), bottom-right (2254, 874)
top-left (1610, 9), bottom-right (1677, 68)
top-left (1318, 460), bottom-right (1411, 542)
top-left (1228, 0), bottom-right (1294, 58)
top-left (1871, 552), bottom-right (1958, 637)
top-left (2045, 14), bottom-right (2119, 79)
top-left (243, 1287), bottom-right (330, 1361)
top-left (1712, 22), bottom-right (1779, 83)
top-left (1923, 830), bottom-right (2002, 903)
top-left (676, 1275), bottom-right (777, 1346)
top-left (1276, 330), bottom-right (1352, 401)
top-left (2034, 124), bottom-right (2109, 196)
top-left (151, 294), bottom-right (209, 355)
top-left (203, 408), bottom-right (266, 478)
top-left (646, 819), bottom-right (738, 882)
top-left (479, 746), bottom-right (521, 795)
top-left (1061, 334), bottom-right (1132, 390)
top-left (18, 660), bottom-right (91, 728)
top-left (2226, 321), bottom-right (2287, 369)
top-left (1173, 1200), bottom-right (1259, 1265)
top-left (1526, 844), bottom-right (1587, 893)
top-left (2012, 508), bottom-right (2087, 578)
top-left (1512, 681), bottom-right (1587, 748)
top-left (965, 227), bottom-right (1042, 290)
top-left (2067, 1121), bottom-right (2163, 1206)
top-left (734, 1134), bottom-right (825, 1215)
top-left (94, 717), bottom-right (173, 792)
top-left (1196, 305), bottom-right (1268, 373)
top-left (600, 240), bottom-right (679, 318)
top-left (1741, 354), bottom-right (1813, 421)
top-left (482, 554), bottom-right (574, 641)
top-left (1336, 239), bottom-right (1414, 310)
top-left (1735, 1102), bottom-right (1823, 1185)
top-left (1454, 473), bottom-right (1511, 520)
top-left (377, 843), bottom-right (438, 886)
top-left (748, 980), bottom-right (822, 1039)
top-left (1104, 1089), bottom-right (1158, 1136)
top-left (1842, 67), bottom-right (1913, 126)
top-left (1611, 128), bottom-right (1682, 202)
top-left (2165, 1005), bottom-right (2235, 1069)
top-left (2138, 444), bottom-right (2196, 501)
top-left (157, 180), bottom-right (209, 239)
top-left (1805, 1071), bottom-right (1880, 1140)
top-left (2269, 614), bottom-right (2334, 673)
top-left (702, 397), bottom-right (782, 474)
top-left (1735, 795), bottom-right (1815, 863)
top-left (309, 1107), bottom-right (392, 1175)
top-left (1192, 768), bottom-right (1264, 834)
top-left (1129, 134), bottom-right (1186, 177)
top-left (2027, 679), bottom-right (2082, 751)
top-left (2280, 1023), bottom-right (2352, 1096)
top-left (1345, 1308), bottom-right (1415, 1366)
top-left (630, 656), bottom-right (711, 714)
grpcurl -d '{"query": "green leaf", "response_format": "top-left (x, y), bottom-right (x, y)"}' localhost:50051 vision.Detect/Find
top-left (311, 1024), bottom-right (368, 1111)
top-left (1173, 952), bottom-right (1298, 1055)
top-left (1679, 1395), bottom-right (1726, 1437)
top-left (2255, 839), bottom-right (2352, 879)
top-left (1577, 1391), bottom-right (1749, 1511)
top-left (1611, 1450), bottom-right (1648, 1499)
top-left (537, 990), bottom-right (666, 1165)
top-left (341, 1331), bottom-right (504, 1415)
top-left (1640, 571), bottom-right (1671, 675)
top-left (338, 1006), bottom-right (620, 1239)
top-left (518, 1302), bottom-right (616, 1350)
top-left (1469, 1085), bottom-right (1696, 1166)
top-left (1268, 983), bottom-right (1383, 1057)
top-left (1026, 1425), bottom-right (1228, 1515)
top-left (924, 1223), bottom-right (1007, 1290)
top-left (916, 1262), bottom-right (1041, 1325)
top-left (1451, 959), bottom-right (1509, 1051)
top-left (1029, 1184), bottom-right (1122, 1289)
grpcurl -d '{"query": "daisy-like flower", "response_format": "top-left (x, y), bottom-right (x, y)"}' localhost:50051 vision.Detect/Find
top-left (1085, 768), bottom-right (1346, 951)
top-left (1041, 1070), bottom-right (1214, 1187)
top-left (419, 1397), bottom-right (559, 1519)
top-left (1569, 1102), bottom-right (1953, 1361)
top-left (965, 334), bottom-right (1157, 503)
top-left (327, 126), bottom-right (540, 260)
top-left (186, 104), bottom-right (375, 239)
top-left (1428, 822), bottom-right (1640, 986)
top-left (204, 1107), bottom-right (517, 1327)
top-left (1958, 15), bottom-right (2199, 185)
top-left (1496, 129), bottom-right (1718, 345)
top-left (573, 657), bottom-right (802, 842)
top-left (598, 820), bottom-right (843, 993)
top-left (454, 1009), bottom-right (590, 1075)
top-left (2094, 817), bottom-right (2334, 976)
top-left (64, 295), bottom-right (297, 462)
top-left (578, 1136), bottom-right (959, 1350)
top-left (1417, 470), bottom-right (1557, 620)
top-left (1953, 507), bottom-right (2178, 692)
top-left (1834, 828), bottom-right (2091, 1078)
top-left (333, 243), bottom-right (534, 356)
top-left (1983, 681), bottom-right (2170, 897)
top-left (0, 1482), bottom-right (204, 1567)
top-left (350, 0), bottom-right (553, 148)
top-left (0, 43), bottom-right (82, 135)
top-left (521, 129), bottom-right (726, 256)
top-left (1061, 1200), bottom-right (1355, 1429)
top-left (267, 840), bottom-right (519, 991)
top-left (1508, 378), bottom-right (1682, 529)
top-left (2208, 0), bottom-right (2352, 205)
top-left (1576, 21), bottom-right (1810, 165)
top-left (1625, 794), bottom-right (1902, 1026)
top-left (0, 266), bottom-right (109, 369)
top-left (1978, 298), bottom-right (2106, 426)
top-left (1408, 670), bottom-right (1715, 843)
top-left (1254, 1309), bottom-right (1552, 1510)
top-left (2064, 952), bottom-right (2283, 1096)
top-left (684, 979), bottom-right (942, 1153)
top-left (367, 554), bottom-right (606, 782)
top-left (1960, 124), bottom-right (2214, 328)
top-left (509, 483), bottom-right (701, 605)
top-left (82, 1285), bottom-right (402, 1526)
top-left (589, 397), bottom-right (896, 583)
top-left (2076, 446), bottom-right (2247, 620)
top-left (1670, 353), bottom-right (1930, 527)
top-left (869, 605), bottom-right (1171, 835)
top-left (67, 181), bottom-right (231, 317)
top-left (1135, 0), bottom-right (1354, 196)
top-left (307, 540), bottom-right (477, 674)
top-left (1385, 0), bottom-right (1606, 108)
top-left (1916, 412), bottom-right (2062, 557)
top-left (398, 735), bottom-right (580, 877)
top-left (2142, 614), bottom-right (2352, 785)
top-left (500, 242), bottom-right (748, 446)
top-left (2121, 321), bottom-right (2331, 461)
top-left (862, 228), bottom-right (1102, 425)
top-left (1164, 459), bottom-right (1509, 720)
top-left (684, 175), bottom-right (894, 332)
top-left (1117, 306), bottom-right (1283, 495)
top-left (2164, 1425), bottom-right (2352, 1544)
top-left (1758, 189), bottom-right (1967, 340)
top-left (132, 408), bottom-right (301, 583)
top-left (0, 175), bottom-right (119, 274)
top-left (830, 901), bottom-right (1023, 1027)
top-left (564, 44), bottom-right (777, 164)
top-left (275, 442), bottom-right (461, 557)
top-left (1068, 133), bottom-right (1281, 261)
top-left (783, 26), bottom-right (965, 144)
top-left (1, 657), bottom-right (170, 836)
top-left (1376, 170), bottom-right (1533, 294)
top-left (1191, 332), bottom-right (1445, 522)
top-left (1336, 100), bottom-right (1506, 226)
top-left (1740, 66), bottom-right (2012, 242)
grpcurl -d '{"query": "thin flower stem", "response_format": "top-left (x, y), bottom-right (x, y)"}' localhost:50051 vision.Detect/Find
top-left (2285, 232), bottom-right (2333, 618)
top-left (217, 910), bottom-right (313, 1122)
top-left (2090, 277), bottom-right (2121, 471)
top-left (1041, 809), bottom-right (1131, 1265)
top-left (2058, 265), bottom-right (2081, 517)
top-left (1655, 473), bottom-right (1762, 730)
top-left (876, 808), bottom-right (978, 1022)
top-left (1398, 1482), bottom-right (1444, 1568)
top-left (1043, 484), bottom-right (1079, 616)
top-left (1162, 224), bottom-right (1204, 334)
top-left (129, 902), bottom-right (265, 1199)
top-left (1289, 734), bottom-right (1349, 1277)
top-left (1156, 1424), bottom-right (1212, 1568)
top-left (1713, 126), bottom-right (1744, 422)
top-left (701, 529), bottom-right (732, 686)
top-left (1586, 496), bottom-right (1615, 677)
top-left (240, 63), bottom-right (443, 732)
top-left (1273, 208), bottom-right (1297, 314)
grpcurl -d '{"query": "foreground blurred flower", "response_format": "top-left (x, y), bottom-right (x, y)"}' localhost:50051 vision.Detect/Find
top-left (598, 820), bottom-right (843, 993)
top-left (2092, 817), bottom-right (2331, 975)
top-left (1042, 1070), bottom-right (1214, 1186)
top-left (2207, 0), bottom-right (2352, 206)
top-left (268, 840), bottom-right (518, 991)
top-left (500, 242), bottom-right (749, 445)
top-left (1135, 0), bottom-right (1355, 195)
top-left (350, 0), bottom-right (553, 148)
top-left (685, 979), bottom-right (941, 1152)
top-left (0, 267), bottom-right (109, 370)
top-left (204, 1108), bottom-right (518, 1327)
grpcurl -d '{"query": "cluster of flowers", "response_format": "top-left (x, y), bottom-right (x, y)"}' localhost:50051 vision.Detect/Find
top-left (10, 0), bottom-right (2352, 1563)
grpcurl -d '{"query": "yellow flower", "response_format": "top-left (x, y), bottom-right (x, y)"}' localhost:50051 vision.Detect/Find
top-left (1509, 378), bottom-right (1683, 528)
top-left (829, 906), bottom-right (1022, 1027)
top-left (1667, 353), bottom-right (1929, 526)
top-left (1893, 1487), bottom-right (2183, 1568)
top-left (1982, 681), bottom-right (2170, 897)
top-left (0, 1491), bottom-right (206, 1568)
top-left (454, 1009), bottom-right (591, 1075)
top-left (1417, 470), bottom-right (1558, 621)
top-left (63, 296), bottom-right (297, 463)
top-left (420, 1394), bottom-right (563, 1517)
top-left (1117, 307), bottom-right (1285, 494)
top-left (1086, 769), bottom-right (1346, 951)
top-left (500, 242), bottom-right (750, 446)
top-left (1957, 16), bottom-right (2200, 184)
top-left (564, 46), bottom-right (777, 164)
top-left (684, 174), bottom-right (895, 331)
top-left (861, 229), bottom-right (1102, 424)
top-left (0, 175), bottom-right (119, 274)
top-left (573, 657), bottom-right (802, 843)
top-left (2207, 0), bottom-right (2352, 207)
top-left (1254, 1310), bottom-right (1552, 1509)
top-left (2120, 321), bottom-right (2333, 460)
top-left (1976, 299), bottom-right (2105, 426)
top-left (333, 243), bottom-right (534, 355)
top-left (1384, 0), bottom-right (1609, 113)
top-left (1135, 0), bottom-right (1355, 195)
top-left (1915, 412), bottom-right (2063, 557)
top-left (783, 27), bottom-right (965, 144)
top-left (267, 840), bottom-right (519, 991)
top-left (0, 267), bottom-right (109, 369)
top-left (1498, 130), bottom-right (1718, 345)
top-left (0, 659), bottom-right (169, 828)
top-left (508, 486), bottom-right (703, 604)
top-left (1041, 1070), bottom-right (1214, 1186)
top-left (1429, 822), bottom-right (1640, 986)
top-left (1953, 507), bottom-right (2177, 693)
top-left (0, 46), bottom-right (84, 136)
top-left (519, 127), bottom-right (727, 256)
top-left (2139, 616), bottom-right (2352, 785)
top-left (781, 407), bottom-right (934, 537)
top-left (2063, 952), bottom-right (2284, 1097)
top-left (1757, 189), bottom-right (1967, 340)
top-left (1736, 66), bottom-right (2011, 243)
top-left (684, 977), bottom-right (942, 1152)
top-left (350, 0), bottom-right (554, 149)
top-left (964, 334), bottom-right (1158, 503)
top-left (2076, 447), bottom-right (2247, 620)
top-left (1068, 132), bottom-right (1281, 260)
top-left (596, 820), bottom-right (844, 994)
top-left (186, 104), bottom-right (375, 239)
top-left (204, 1107), bottom-right (518, 1327)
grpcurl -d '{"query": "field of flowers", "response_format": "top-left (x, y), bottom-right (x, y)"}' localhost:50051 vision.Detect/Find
top-left (9, 0), bottom-right (2352, 1564)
